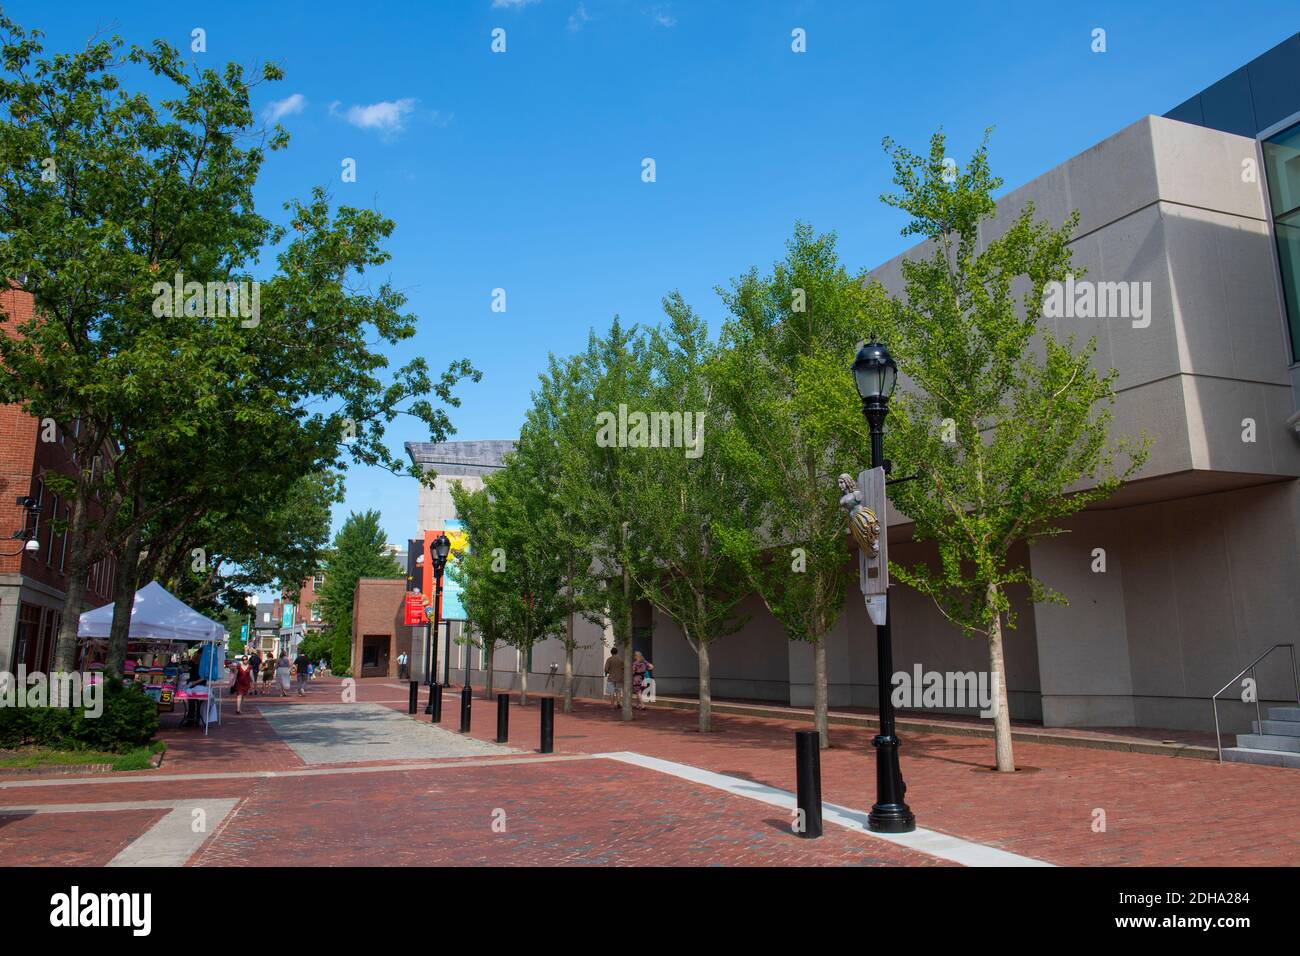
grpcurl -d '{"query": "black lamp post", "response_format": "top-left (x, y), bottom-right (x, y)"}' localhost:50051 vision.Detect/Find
top-left (430, 533), bottom-right (451, 677)
top-left (851, 339), bottom-right (915, 834)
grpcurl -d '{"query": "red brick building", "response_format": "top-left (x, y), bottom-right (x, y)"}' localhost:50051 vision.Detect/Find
top-left (295, 571), bottom-right (326, 637)
top-left (0, 288), bottom-right (114, 674)
top-left (350, 577), bottom-right (408, 678)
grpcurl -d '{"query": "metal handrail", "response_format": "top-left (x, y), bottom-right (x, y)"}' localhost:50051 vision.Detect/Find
top-left (1212, 643), bottom-right (1300, 763)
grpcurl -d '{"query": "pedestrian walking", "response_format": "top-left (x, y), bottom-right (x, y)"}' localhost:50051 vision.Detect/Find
top-left (632, 650), bottom-right (654, 709)
top-left (229, 659), bottom-right (254, 714)
top-left (397, 651), bottom-right (409, 680)
top-left (603, 646), bottom-right (624, 709)
top-left (275, 652), bottom-right (292, 697)
top-left (247, 649), bottom-right (262, 696)
top-left (294, 649), bottom-right (311, 696)
top-left (262, 656), bottom-right (275, 692)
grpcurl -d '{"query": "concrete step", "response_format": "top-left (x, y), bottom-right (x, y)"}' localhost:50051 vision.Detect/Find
top-left (1254, 719), bottom-right (1300, 736)
top-left (1222, 746), bottom-right (1300, 769)
top-left (1235, 733), bottom-right (1300, 753)
top-left (1267, 706), bottom-right (1300, 722)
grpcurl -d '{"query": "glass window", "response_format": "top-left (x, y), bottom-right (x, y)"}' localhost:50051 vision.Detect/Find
top-left (59, 504), bottom-right (69, 572)
top-left (1263, 122), bottom-right (1300, 362)
top-left (1264, 123), bottom-right (1300, 219)
top-left (45, 493), bottom-right (56, 565)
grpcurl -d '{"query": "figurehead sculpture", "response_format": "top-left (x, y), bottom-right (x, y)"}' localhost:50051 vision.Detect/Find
top-left (838, 472), bottom-right (880, 557)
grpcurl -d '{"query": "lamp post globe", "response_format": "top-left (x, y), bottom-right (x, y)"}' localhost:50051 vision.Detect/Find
top-left (853, 339), bottom-right (898, 470)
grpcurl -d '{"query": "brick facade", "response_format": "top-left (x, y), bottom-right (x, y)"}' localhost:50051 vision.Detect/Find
top-left (350, 577), bottom-right (408, 678)
top-left (0, 288), bottom-right (112, 674)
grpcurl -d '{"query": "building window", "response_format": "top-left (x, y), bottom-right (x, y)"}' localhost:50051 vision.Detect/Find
top-left (59, 504), bottom-right (69, 572)
top-left (1263, 121), bottom-right (1300, 363)
top-left (45, 493), bottom-right (57, 566)
top-left (310, 603), bottom-right (321, 622)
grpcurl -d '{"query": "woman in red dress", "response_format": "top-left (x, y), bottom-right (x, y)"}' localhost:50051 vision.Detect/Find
top-left (230, 659), bottom-right (254, 715)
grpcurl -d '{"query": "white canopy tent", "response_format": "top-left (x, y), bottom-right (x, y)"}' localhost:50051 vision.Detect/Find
top-left (79, 581), bottom-right (228, 732)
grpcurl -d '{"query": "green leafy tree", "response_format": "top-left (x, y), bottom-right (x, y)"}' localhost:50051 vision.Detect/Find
top-left (711, 224), bottom-right (881, 747)
top-left (448, 482), bottom-right (507, 698)
top-left (318, 511), bottom-right (403, 677)
top-left (874, 131), bottom-right (1148, 771)
top-left (628, 294), bottom-right (751, 731)
top-left (514, 353), bottom-right (599, 711)
top-left (472, 459), bottom-right (568, 705)
top-left (0, 19), bottom-right (478, 681)
top-left (559, 319), bottom-right (657, 721)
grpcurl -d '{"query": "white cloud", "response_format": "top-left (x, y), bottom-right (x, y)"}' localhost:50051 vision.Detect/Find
top-left (264, 93), bottom-right (307, 123)
top-left (649, 5), bottom-right (676, 27)
top-left (331, 98), bottom-right (418, 135)
top-left (492, 0), bottom-right (540, 8)
top-left (567, 2), bottom-right (591, 31)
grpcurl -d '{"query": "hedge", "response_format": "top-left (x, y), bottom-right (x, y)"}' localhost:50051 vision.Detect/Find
top-left (0, 680), bottom-right (159, 752)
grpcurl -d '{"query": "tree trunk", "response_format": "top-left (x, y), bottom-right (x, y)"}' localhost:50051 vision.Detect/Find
top-left (50, 483), bottom-right (93, 681)
top-left (986, 585), bottom-right (1015, 772)
top-left (563, 640), bottom-right (574, 713)
top-left (813, 639), bottom-right (829, 748)
top-left (621, 567), bottom-right (633, 722)
top-left (106, 523), bottom-right (142, 681)
top-left (520, 658), bottom-right (529, 706)
top-left (698, 639), bottom-right (712, 733)
top-left (484, 640), bottom-right (494, 699)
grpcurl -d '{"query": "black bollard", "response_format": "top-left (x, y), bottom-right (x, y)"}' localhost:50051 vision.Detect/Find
top-left (496, 693), bottom-right (510, 743)
top-left (431, 683), bottom-right (443, 723)
top-left (539, 697), bottom-right (554, 754)
top-left (459, 684), bottom-right (472, 732)
top-left (408, 680), bottom-right (419, 715)
top-left (794, 730), bottom-right (823, 839)
top-left (424, 679), bottom-right (434, 715)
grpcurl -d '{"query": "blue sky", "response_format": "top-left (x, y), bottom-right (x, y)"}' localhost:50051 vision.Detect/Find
top-left (8, 0), bottom-right (1293, 556)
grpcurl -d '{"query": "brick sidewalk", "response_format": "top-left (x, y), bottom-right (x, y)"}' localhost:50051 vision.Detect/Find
top-left (3, 676), bottom-right (1296, 866)
top-left (380, 679), bottom-right (1300, 866)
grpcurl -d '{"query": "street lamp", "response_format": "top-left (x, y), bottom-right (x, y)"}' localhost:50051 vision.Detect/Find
top-left (429, 534), bottom-right (451, 686)
top-left (3, 497), bottom-right (43, 557)
top-left (851, 338), bottom-right (915, 834)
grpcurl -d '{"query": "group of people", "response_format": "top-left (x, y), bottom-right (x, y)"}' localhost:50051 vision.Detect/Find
top-left (602, 647), bottom-right (655, 709)
top-left (227, 648), bottom-right (317, 714)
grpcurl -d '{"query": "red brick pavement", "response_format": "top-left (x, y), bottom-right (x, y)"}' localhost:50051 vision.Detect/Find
top-left (0, 807), bottom-right (169, 866)
top-left (189, 758), bottom-right (949, 867)
top-left (2, 676), bottom-right (1297, 866)
top-left (373, 679), bottom-right (1300, 867)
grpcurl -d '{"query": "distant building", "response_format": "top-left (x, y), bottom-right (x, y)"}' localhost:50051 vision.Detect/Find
top-left (350, 577), bottom-right (407, 678)
top-left (403, 440), bottom-right (516, 681)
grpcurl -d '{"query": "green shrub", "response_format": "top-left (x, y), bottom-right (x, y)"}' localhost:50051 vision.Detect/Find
top-left (0, 680), bottom-right (158, 752)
